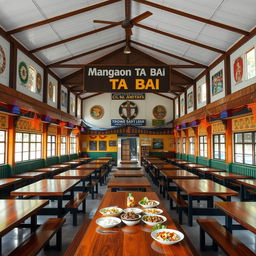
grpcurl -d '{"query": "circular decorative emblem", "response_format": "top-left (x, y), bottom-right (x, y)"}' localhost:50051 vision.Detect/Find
top-left (18, 61), bottom-right (28, 84)
top-left (36, 73), bottom-right (42, 93)
top-left (48, 82), bottom-right (54, 100)
top-left (0, 45), bottom-right (6, 74)
top-left (153, 105), bottom-right (166, 120)
top-left (234, 56), bottom-right (243, 83)
top-left (90, 105), bottom-right (104, 120)
top-left (119, 101), bottom-right (138, 120)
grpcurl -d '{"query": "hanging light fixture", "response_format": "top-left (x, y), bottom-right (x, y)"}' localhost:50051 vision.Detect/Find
top-left (124, 45), bottom-right (131, 54)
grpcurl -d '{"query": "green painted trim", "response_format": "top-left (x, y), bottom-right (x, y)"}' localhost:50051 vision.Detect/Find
top-left (45, 156), bottom-right (59, 166)
top-left (187, 154), bottom-right (196, 163)
top-left (12, 159), bottom-right (45, 175)
top-left (228, 162), bottom-right (256, 178)
top-left (196, 156), bottom-right (210, 166)
top-left (0, 164), bottom-right (12, 178)
top-left (209, 159), bottom-right (227, 171)
top-left (84, 152), bottom-right (117, 160)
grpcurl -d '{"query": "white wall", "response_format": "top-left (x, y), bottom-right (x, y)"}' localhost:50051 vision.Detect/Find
top-left (82, 93), bottom-right (173, 128)
top-left (0, 35), bottom-right (10, 87)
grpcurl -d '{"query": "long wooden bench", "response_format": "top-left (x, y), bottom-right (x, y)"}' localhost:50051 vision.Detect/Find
top-left (168, 191), bottom-right (188, 224)
top-left (8, 218), bottom-right (65, 256)
top-left (197, 219), bottom-right (255, 256)
top-left (66, 192), bottom-right (87, 225)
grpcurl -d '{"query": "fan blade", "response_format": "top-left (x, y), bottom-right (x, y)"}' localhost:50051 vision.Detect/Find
top-left (130, 11), bottom-right (152, 24)
top-left (126, 28), bottom-right (133, 37)
top-left (93, 20), bottom-right (122, 25)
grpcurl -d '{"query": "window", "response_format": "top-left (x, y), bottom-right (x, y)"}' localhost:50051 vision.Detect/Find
top-left (15, 133), bottom-right (42, 162)
top-left (61, 136), bottom-right (67, 155)
top-left (0, 130), bottom-right (7, 165)
top-left (176, 138), bottom-right (180, 153)
top-left (70, 134), bottom-right (77, 154)
top-left (189, 137), bottom-right (195, 155)
top-left (47, 135), bottom-right (56, 157)
top-left (213, 134), bottom-right (226, 160)
top-left (182, 137), bottom-right (186, 154)
top-left (234, 132), bottom-right (256, 165)
top-left (246, 48), bottom-right (256, 79)
top-left (199, 136), bottom-right (207, 157)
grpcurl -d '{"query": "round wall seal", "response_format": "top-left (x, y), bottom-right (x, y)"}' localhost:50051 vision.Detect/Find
top-left (153, 105), bottom-right (166, 120)
top-left (90, 105), bottom-right (104, 119)
top-left (18, 61), bottom-right (28, 84)
top-left (0, 45), bottom-right (6, 74)
top-left (119, 101), bottom-right (138, 120)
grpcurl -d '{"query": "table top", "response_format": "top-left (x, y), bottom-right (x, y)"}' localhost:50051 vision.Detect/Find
top-left (161, 170), bottom-right (199, 179)
top-left (11, 179), bottom-right (80, 196)
top-left (196, 167), bottom-right (226, 173)
top-left (154, 164), bottom-right (180, 170)
top-left (148, 161), bottom-right (166, 165)
top-left (97, 157), bottom-right (112, 160)
top-left (13, 171), bottom-right (45, 179)
top-left (50, 164), bottom-right (70, 168)
top-left (108, 177), bottom-right (151, 188)
top-left (211, 172), bottom-right (250, 179)
top-left (236, 179), bottom-right (256, 189)
top-left (53, 169), bottom-right (95, 179)
top-left (167, 158), bottom-right (182, 161)
top-left (0, 178), bottom-right (22, 189)
top-left (183, 163), bottom-right (204, 168)
top-left (77, 164), bottom-right (102, 169)
top-left (89, 160), bottom-right (108, 164)
top-left (117, 164), bottom-right (142, 170)
top-left (173, 179), bottom-right (238, 196)
top-left (215, 201), bottom-right (256, 234)
top-left (77, 157), bottom-right (91, 161)
top-left (33, 167), bottom-right (59, 173)
top-left (114, 170), bottom-right (145, 177)
top-left (73, 191), bottom-right (198, 256)
top-left (120, 160), bottom-right (138, 164)
top-left (0, 199), bottom-right (48, 237)
top-left (62, 161), bottom-right (80, 165)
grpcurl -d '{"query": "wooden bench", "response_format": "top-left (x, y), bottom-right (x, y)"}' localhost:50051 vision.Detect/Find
top-left (86, 179), bottom-right (99, 199)
top-left (8, 218), bottom-right (65, 256)
top-left (66, 192), bottom-right (87, 225)
top-left (99, 169), bottom-right (108, 185)
top-left (168, 191), bottom-right (188, 224)
top-left (197, 219), bottom-right (255, 256)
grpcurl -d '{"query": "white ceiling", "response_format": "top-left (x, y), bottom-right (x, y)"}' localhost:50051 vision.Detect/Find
top-left (0, 0), bottom-right (255, 81)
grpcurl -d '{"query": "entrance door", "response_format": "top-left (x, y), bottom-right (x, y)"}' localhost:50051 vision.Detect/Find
top-left (121, 139), bottom-right (131, 161)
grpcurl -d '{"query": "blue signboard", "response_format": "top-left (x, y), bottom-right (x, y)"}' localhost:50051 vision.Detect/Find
top-left (111, 119), bottom-right (146, 126)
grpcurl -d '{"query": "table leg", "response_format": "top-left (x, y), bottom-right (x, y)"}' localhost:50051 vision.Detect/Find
top-left (188, 195), bottom-right (193, 226)
top-left (225, 215), bottom-right (232, 233)
top-left (31, 214), bottom-right (37, 233)
top-left (207, 196), bottom-right (213, 208)
top-left (57, 198), bottom-right (63, 218)
top-left (240, 184), bottom-right (245, 201)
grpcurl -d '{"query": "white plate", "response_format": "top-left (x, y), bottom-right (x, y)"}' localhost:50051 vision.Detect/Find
top-left (121, 214), bottom-right (141, 226)
top-left (96, 217), bottom-right (121, 228)
top-left (123, 208), bottom-right (143, 214)
top-left (142, 215), bottom-right (167, 226)
top-left (139, 200), bottom-right (160, 208)
top-left (99, 206), bottom-right (123, 216)
top-left (151, 229), bottom-right (184, 245)
top-left (143, 208), bottom-right (163, 215)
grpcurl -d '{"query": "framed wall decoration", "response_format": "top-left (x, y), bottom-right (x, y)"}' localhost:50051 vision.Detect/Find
top-left (152, 138), bottom-right (163, 149)
top-left (180, 93), bottom-right (185, 116)
top-left (152, 105), bottom-right (166, 120)
top-left (0, 45), bottom-right (6, 74)
top-left (211, 69), bottom-right (223, 96)
top-left (70, 93), bottom-right (76, 116)
top-left (233, 56), bottom-right (243, 84)
top-left (99, 141), bottom-right (107, 151)
top-left (187, 92), bottom-right (193, 109)
top-left (109, 140), bottom-right (117, 147)
top-left (18, 61), bottom-right (28, 84)
top-left (47, 74), bottom-right (57, 108)
top-left (89, 140), bottom-right (97, 151)
top-left (0, 35), bottom-right (10, 87)
top-left (61, 86), bottom-right (68, 111)
top-left (90, 105), bottom-right (104, 120)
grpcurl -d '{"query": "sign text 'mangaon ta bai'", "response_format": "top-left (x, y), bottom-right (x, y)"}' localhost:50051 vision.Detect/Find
top-left (88, 67), bottom-right (166, 90)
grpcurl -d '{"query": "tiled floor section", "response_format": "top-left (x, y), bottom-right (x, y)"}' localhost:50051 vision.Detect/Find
top-left (2, 167), bottom-right (256, 256)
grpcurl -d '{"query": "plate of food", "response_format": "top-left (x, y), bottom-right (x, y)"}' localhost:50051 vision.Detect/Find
top-left (139, 197), bottom-right (160, 208)
top-left (121, 212), bottom-right (141, 226)
top-left (151, 229), bottom-right (184, 245)
top-left (143, 208), bottom-right (163, 215)
top-left (142, 215), bottom-right (167, 226)
top-left (96, 217), bottom-right (121, 228)
top-left (123, 208), bottom-right (143, 214)
top-left (99, 206), bottom-right (123, 216)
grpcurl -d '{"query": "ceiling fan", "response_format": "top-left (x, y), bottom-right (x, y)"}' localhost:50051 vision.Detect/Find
top-left (93, 11), bottom-right (152, 37)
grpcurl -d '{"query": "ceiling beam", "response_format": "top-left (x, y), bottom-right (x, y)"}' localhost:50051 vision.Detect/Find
top-left (135, 24), bottom-right (225, 54)
top-left (31, 24), bottom-right (120, 53)
top-left (81, 93), bottom-right (103, 100)
top-left (171, 69), bottom-right (194, 84)
top-left (154, 92), bottom-right (174, 100)
top-left (171, 64), bottom-right (204, 68)
top-left (133, 0), bottom-right (249, 36)
top-left (48, 40), bottom-right (125, 67)
top-left (131, 40), bottom-right (207, 68)
top-left (8, 0), bottom-right (121, 34)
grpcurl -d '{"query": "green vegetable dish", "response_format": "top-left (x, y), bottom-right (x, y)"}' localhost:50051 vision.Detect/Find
top-left (152, 224), bottom-right (167, 231)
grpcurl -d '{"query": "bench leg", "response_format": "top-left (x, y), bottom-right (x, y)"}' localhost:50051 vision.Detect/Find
top-left (96, 183), bottom-right (98, 194)
top-left (56, 228), bottom-right (62, 251)
top-left (199, 227), bottom-right (206, 251)
top-left (73, 210), bottom-right (77, 226)
top-left (178, 208), bottom-right (183, 224)
top-left (82, 199), bottom-right (86, 213)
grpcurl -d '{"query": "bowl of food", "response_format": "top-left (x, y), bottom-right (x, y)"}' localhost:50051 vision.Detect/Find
top-left (142, 215), bottom-right (167, 226)
top-left (96, 217), bottom-right (121, 228)
top-left (151, 229), bottom-right (184, 245)
top-left (143, 208), bottom-right (163, 215)
top-left (121, 212), bottom-right (141, 226)
top-left (139, 197), bottom-right (160, 208)
top-left (99, 206), bottom-right (123, 216)
top-left (123, 208), bottom-right (143, 214)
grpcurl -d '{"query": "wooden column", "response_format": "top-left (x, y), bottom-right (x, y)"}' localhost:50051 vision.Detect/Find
top-left (57, 127), bottom-right (61, 156)
top-left (194, 127), bottom-right (199, 157)
top-left (7, 116), bottom-right (15, 166)
top-left (207, 126), bottom-right (212, 159)
top-left (67, 129), bottom-right (72, 155)
top-left (42, 123), bottom-right (48, 159)
top-left (225, 120), bottom-right (233, 164)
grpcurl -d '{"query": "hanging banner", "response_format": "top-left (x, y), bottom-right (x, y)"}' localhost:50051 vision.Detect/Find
top-left (84, 65), bottom-right (170, 92)
top-left (112, 93), bottom-right (145, 100)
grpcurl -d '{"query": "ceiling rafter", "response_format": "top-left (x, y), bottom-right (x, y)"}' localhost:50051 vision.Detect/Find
top-left (48, 40), bottom-right (125, 67)
top-left (81, 93), bottom-right (103, 100)
top-left (170, 64), bottom-right (204, 68)
top-left (7, 0), bottom-right (121, 34)
top-left (153, 92), bottom-right (175, 100)
top-left (131, 40), bottom-right (207, 68)
top-left (30, 24), bottom-right (120, 53)
top-left (135, 24), bottom-right (225, 54)
top-left (133, 0), bottom-right (249, 35)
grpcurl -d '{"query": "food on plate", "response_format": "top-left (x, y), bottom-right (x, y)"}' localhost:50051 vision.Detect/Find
top-left (156, 231), bottom-right (180, 242)
top-left (100, 207), bottom-right (122, 215)
top-left (143, 208), bottom-right (163, 215)
top-left (100, 218), bottom-right (120, 226)
top-left (121, 212), bottom-right (140, 220)
top-left (143, 215), bottom-right (163, 223)
top-left (123, 208), bottom-right (142, 214)
top-left (139, 197), bottom-right (159, 207)
top-left (152, 224), bottom-right (167, 231)
top-left (96, 216), bottom-right (121, 228)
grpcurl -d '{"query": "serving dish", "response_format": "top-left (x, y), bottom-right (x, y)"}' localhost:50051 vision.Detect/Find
top-left (96, 217), bottom-right (121, 228)
top-left (99, 206), bottom-right (123, 216)
top-left (141, 214), bottom-right (167, 226)
top-left (151, 228), bottom-right (184, 245)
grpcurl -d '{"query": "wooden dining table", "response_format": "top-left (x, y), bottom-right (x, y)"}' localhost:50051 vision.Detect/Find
top-left (195, 167), bottom-right (226, 178)
top-left (173, 179), bottom-right (238, 226)
top-left (0, 178), bottom-right (22, 197)
top-left (50, 164), bottom-right (70, 169)
top-left (154, 164), bottom-right (180, 170)
top-left (211, 172), bottom-right (251, 186)
top-left (33, 167), bottom-right (61, 178)
top-left (71, 191), bottom-right (199, 256)
top-left (235, 179), bottom-right (256, 201)
top-left (113, 170), bottom-right (145, 177)
top-left (13, 171), bottom-right (46, 180)
top-left (215, 201), bottom-right (256, 233)
top-left (107, 177), bottom-right (151, 192)
top-left (117, 164), bottom-right (142, 170)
